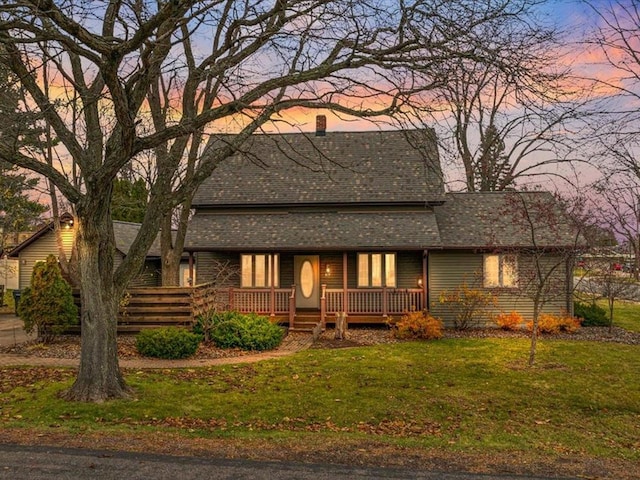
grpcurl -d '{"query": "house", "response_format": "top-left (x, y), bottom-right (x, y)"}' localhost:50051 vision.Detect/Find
top-left (8, 214), bottom-right (164, 289)
top-left (185, 118), bottom-right (580, 329)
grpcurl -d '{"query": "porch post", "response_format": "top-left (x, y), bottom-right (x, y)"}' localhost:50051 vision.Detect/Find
top-left (382, 286), bottom-right (388, 317)
top-left (188, 252), bottom-right (194, 286)
top-left (270, 255), bottom-right (275, 317)
top-left (229, 287), bottom-right (234, 311)
top-left (289, 284), bottom-right (295, 329)
top-left (320, 284), bottom-right (327, 329)
top-left (422, 250), bottom-right (428, 311)
top-left (342, 252), bottom-right (348, 314)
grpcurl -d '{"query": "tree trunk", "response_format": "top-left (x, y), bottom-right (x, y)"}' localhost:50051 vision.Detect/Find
top-left (160, 207), bottom-right (189, 287)
top-left (335, 312), bottom-right (347, 340)
top-left (62, 211), bottom-right (130, 402)
top-left (528, 302), bottom-right (540, 367)
top-left (608, 299), bottom-right (614, 334)
top-left (161, 248), bottom-right (181, 286)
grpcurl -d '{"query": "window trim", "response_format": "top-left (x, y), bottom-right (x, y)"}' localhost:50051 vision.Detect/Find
top-left (357, 252), bottom-right (397, 288)
top-left (240, 253), bottom-right (279, 288)
top-left (483, 253), bottom-right (518, 288)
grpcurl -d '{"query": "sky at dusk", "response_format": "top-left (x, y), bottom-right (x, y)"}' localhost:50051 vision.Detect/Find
top-left (7, 0), bottom-right (636, 197)
top-left (262, 0), bottom-right (636, 194)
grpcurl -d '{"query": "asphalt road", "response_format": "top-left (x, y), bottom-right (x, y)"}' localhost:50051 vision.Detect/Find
top-left (0, 444), bottom-right (575, 480)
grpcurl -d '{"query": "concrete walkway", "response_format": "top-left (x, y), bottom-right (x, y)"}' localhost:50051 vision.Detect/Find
top-left (0, 316), bottom-right (314, 369)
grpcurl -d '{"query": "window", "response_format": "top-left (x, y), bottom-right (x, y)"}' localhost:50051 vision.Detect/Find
top-left (241, 254), bottom-right (279, 287)
top-left (484, 254), bottom-right (517, 288)
top-left (357, 253), bottom-right (396, 287)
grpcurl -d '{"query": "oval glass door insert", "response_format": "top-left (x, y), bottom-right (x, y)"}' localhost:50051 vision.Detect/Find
top-left (300, 260), bottom-right (314, 298)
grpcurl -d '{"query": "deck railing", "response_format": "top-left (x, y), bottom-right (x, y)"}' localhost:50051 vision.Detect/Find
top-left (326, 288), bottom-right (423, 315)
top-left (199, 286), bottom-right (423, 319)
top-left (229, 287), bottom-right (291, 314)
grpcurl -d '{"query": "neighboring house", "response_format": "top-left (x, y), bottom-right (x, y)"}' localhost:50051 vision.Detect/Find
top-left (185, 118), bottom-right (581, 328)
top-left (8, 215), bottom-right (164, 289)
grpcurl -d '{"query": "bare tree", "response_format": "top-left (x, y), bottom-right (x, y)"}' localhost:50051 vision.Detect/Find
top-left (585, 0), bottom-right (640, 120)
top-left (584, 0), bottom-right (640, 212)
top-left (0, 0), bottom-right (547, 402)
top-left (591, 175), bottom-right (640, 280)
top-left (575, 257), bottom-right (636, 333)
top-left (401, 12), bottom-right (594, 191)
top-left (501, 192), bottom-right (585, 366)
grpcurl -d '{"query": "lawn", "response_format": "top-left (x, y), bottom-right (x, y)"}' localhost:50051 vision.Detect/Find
top-left (599, 299), bottom-right (640, 332)
top-left (1, 337), bottom-right (639, 475)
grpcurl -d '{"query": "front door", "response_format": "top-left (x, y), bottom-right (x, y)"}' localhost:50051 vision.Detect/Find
top-left (294, 255), bottom-right (320, 309)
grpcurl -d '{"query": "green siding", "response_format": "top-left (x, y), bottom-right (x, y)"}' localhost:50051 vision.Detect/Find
top-left (397, 252), bottom-right (423, 289)
top-left (428, 251), bottom-right (570, 328)
top-left (128, 259), bottom-right (162, 287)
top-left (320, 253), bottom-right (343, 289)
top-left (280, 254), bottom-right (294, 287)
top-left (17, 228), bottom-right (74, 289)
top-left (195, 252), bottom-right (240, 286)
top-left (196, 251), bottom-right (424, 292)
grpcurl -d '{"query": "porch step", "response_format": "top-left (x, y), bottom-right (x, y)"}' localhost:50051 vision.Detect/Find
top-left (289, 321), bottom-right (320, 332)
top-left (292, 314), bottom-right (321, 331)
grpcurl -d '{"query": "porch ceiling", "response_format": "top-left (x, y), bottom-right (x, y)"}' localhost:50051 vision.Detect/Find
top-left (186, 211), bottom-right (442, 250)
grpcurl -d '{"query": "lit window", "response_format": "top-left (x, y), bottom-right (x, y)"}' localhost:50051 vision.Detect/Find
top-left (484, 254), bottom-right (517, 288)
top-left (357, 253), bottom-right (396, 287)
top-left (241, 254), bottom-right (279, 287)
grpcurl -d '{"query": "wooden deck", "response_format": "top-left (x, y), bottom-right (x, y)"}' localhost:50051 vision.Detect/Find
top-left (66, 284), bottom-right (422, 333)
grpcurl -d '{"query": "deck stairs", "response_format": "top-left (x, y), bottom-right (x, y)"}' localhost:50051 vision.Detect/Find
top-left (289, 314), bottom-right (323, 333)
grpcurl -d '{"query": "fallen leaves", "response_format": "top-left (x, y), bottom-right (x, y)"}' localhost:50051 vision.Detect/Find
top-left (82, 414), bottom-right (447, 439)
top-left (0, 367), bottom-right (74, 394)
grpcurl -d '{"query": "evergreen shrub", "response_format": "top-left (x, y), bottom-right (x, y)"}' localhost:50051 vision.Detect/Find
top-left (573, 301), bottom-right (609, 327)
top-left (18, 255), bottom-right (78, 342)
top-left (135, 327), bottom-right (202, 359)
top-left (207, 312), bottom-right (285, 351)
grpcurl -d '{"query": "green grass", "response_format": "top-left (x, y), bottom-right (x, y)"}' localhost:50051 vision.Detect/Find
top-left (1, 338), bottom-right (639, 462)
top-left (597, 299), bottom-right (640, 332)
top-left (574, 294), bottom-right (640, 332)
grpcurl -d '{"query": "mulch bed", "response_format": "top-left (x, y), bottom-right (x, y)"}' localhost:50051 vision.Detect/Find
top-left (2, 325), bottom-right (638, 360)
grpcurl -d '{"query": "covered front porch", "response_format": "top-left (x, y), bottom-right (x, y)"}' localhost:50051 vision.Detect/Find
top-left (215, 284), bottom-right (425, 329)
top-left (192, 250), bottom-right (428, 330)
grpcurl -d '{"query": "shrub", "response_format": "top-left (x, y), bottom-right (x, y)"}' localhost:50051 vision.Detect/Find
top-left (18, 255), bottom-right (78, 343)
top-left (136, 327), bottom-right (202, 359)
top-left (209, 312), bottom-right (285, 351)
top-left (573, 301), bottom-right (609, 327)
top-left (494, 311), bottom-right (524, 331)
top-left (526, 313), bottom-right (581, 335)
top-left (438, 281), bottom-right (497, 330)
top-left (193, 310), bottom-right (240, 342)
top-left (389, 310), bottom-right (443, 340)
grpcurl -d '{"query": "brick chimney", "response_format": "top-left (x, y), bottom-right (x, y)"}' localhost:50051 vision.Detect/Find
top-left (315, 115), bottom-right (326, 136)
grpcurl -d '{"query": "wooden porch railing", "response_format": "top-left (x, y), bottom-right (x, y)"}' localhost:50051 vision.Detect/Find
top-left (229, 287), bottom-right (291, 315)
top-left (326, 288), bottom-right (423, 316)
top-left (195, 285), bottom-right (423, 324)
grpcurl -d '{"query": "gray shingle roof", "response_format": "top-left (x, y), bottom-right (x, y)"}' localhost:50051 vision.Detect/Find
top-left (435, 192), bottom-right (583, 248)
top-left (112, 221), bottom-right (166, 257)
top-left (193, 129), bottom-right (444, 206)
top-left (9, 219), bottom-right (165, 258)
top-left (186, 210), bottom-right (441, 250)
